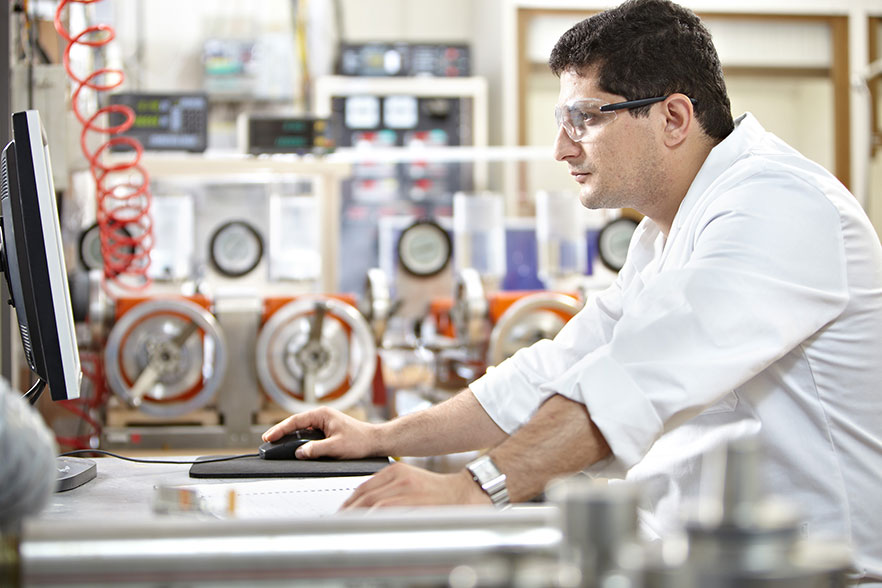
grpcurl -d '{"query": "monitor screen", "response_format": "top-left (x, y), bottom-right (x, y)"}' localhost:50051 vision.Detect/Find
top-left (0, 110), bottom-right (81, 402)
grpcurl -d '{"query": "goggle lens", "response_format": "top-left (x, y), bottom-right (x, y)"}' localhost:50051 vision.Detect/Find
top-left (554, 99), bottom-right (614, 142)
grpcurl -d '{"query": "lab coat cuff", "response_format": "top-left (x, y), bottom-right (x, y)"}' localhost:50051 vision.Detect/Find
top-left (541, 351), bottom-right (663, 475)
top-left (470, 361), bottom-right (552, 435)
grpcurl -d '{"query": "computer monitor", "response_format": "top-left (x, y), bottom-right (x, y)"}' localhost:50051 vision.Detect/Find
top-left (1, 110), bottom-right (93, 490)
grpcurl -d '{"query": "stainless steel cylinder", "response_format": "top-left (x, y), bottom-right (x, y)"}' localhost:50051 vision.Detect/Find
top-left (548, 478), bottom-right (642, 588)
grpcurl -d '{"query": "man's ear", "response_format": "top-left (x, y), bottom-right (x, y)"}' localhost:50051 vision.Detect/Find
top-left (661, 93), bottom-right (694, 148)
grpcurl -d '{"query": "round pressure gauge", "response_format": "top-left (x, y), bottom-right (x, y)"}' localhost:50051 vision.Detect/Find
top-left (78, 222), bottom-right (134, 273)
top-left (208, 220), bottom-right (264, 277)
top-left (597, 217), bottom-right (639, 272)
top-left (397, 219), bottom-right (452, 277)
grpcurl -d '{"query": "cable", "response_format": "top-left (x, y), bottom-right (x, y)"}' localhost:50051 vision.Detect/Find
top-left (54, 0), bottom-right (154, 292)
top-left (60, 449), bottom-right (260, 465)
top-left (293, 0), bottom-right (311, 111)
top-left (22, 379), bottom-right (46, 406)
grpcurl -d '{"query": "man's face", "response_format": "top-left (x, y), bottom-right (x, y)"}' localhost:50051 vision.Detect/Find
top-left (553, 69), bottom-right (665, 212)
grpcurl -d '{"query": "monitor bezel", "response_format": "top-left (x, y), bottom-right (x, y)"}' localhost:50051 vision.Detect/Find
top-left (0, 110), bottom-right (81, 401)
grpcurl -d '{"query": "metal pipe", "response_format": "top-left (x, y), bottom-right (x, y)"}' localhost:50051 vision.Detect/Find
top-left (21, 506), bottom-right (559, 586)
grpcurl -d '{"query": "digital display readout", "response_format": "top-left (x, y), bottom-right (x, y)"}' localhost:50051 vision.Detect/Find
top-left (109, 93), bottom-right (208, 152)
top-left (245, 116), bottom-right (334, 155)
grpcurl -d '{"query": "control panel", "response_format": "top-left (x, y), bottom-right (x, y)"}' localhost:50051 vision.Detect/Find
top-left (337, 43), bottom-right (470, 77)
top-left (330, 93), bottom-right (472, 293)
top-left (241, 115), bottom-right (334, 155)
top-left (108, 93), bottom-right (208, 152)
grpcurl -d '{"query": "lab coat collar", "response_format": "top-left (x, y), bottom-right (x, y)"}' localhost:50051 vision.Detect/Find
top-left (670, 113), bottom-right (762, 234)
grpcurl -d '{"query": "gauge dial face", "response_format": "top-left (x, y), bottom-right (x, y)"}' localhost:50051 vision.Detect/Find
top-left (397, 219), bottom-right (452, 277)
top-left (597, 217), bottom-right (639, 272)
top-left (78, 222), bottom-right (134, 273)
top-left (344, 95), bottom-right (381, 129)
top-left (209, 220), bottom-right (264, 277)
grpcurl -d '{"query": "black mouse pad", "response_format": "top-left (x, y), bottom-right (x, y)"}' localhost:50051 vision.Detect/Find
top-left (189, 455), bottom-right (391, 479)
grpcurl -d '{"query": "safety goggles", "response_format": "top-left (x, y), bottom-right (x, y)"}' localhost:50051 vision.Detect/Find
top-left (554, 95), bottom-right (697, 143)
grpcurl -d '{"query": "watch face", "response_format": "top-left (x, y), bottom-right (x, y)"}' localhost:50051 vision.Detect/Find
top-left (209, 220), bottom-right (264, 277)
top-left (597, 217), bottom-right (639, 272)
top-left (397, 219), bottom-right (452, 277)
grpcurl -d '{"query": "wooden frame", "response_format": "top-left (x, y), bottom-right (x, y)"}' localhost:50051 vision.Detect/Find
top-left (871, 17), bottom-right (881, 157)
top-left (516, 9), bottom-right (595, 147)
top-left (516, 9), bottom-right (852, 189)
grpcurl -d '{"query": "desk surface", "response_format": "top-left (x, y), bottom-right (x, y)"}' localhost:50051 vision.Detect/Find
top-left (46, 455), bottom-right (235, 521)
top-left (25, 456), bottom-right (559, 586)
top-left (27, 458), bottom-right (560, 588)
top-left (45, 454), bottom-right (378, 521)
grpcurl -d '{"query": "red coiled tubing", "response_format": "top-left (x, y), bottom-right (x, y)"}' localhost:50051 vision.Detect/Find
top-left (54, 0), bottom-right (153, 291)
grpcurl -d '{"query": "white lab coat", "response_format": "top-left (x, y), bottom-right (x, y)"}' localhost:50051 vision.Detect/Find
top-left (470, 113), bottom-right (882, 583)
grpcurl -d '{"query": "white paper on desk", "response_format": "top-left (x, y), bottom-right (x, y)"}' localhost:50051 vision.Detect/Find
top-left (179, 476), bottom-right (372, 518)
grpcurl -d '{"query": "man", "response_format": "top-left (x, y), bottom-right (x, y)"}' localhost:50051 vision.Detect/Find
top-left (265, 0), bottom-right (882, 582)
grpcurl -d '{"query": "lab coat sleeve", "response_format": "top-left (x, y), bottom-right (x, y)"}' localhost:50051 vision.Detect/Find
top-left (470, 273), bottom-right (626, 434)
top-left (545, 171), bottom-right (850, 473)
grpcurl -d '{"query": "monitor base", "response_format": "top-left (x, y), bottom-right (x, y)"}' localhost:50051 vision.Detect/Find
top-left (56, 457), bottom-right (97, 492)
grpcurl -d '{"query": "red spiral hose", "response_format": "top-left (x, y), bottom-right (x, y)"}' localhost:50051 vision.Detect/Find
top-left (57, 350), bottom-right (109, 450)
top-left (53, 0), bottom-right (154, 447)
top-left (54, 0), bottom-right (153, 292)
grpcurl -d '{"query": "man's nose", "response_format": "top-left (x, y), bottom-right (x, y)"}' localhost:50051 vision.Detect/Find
top-left (553, 125), bottom-right (581, 162)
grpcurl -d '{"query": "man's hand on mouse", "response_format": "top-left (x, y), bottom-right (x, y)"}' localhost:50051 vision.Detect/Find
top-left (340, 461), bottom-right (490, 510)
top-left (262, 407), bottom-right (379, 460)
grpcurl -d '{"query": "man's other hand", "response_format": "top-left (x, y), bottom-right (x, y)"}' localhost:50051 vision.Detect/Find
top-left (341, 462), bottom-right (490, 509)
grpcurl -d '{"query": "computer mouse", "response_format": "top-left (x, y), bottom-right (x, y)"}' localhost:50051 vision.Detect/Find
top-left (259, 428), bottom-right (326, 460)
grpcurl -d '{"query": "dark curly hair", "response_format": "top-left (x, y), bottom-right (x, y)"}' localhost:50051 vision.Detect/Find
top-left (549, 0), bottom-right (734, 141)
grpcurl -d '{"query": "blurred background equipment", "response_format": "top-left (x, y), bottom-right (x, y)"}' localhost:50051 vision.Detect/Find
top-left (103, 297), bottom-right (226, 418)
top-left (255, 294), bottom-right (377, 414)
top-left (108, 92), bottom-right (209, 153)
top-left (337, 42), bottom-right (470, 77)
top-left (314, 74), bottom-right (488, 296)
top-left (240, 113), bottom-right (334, 155)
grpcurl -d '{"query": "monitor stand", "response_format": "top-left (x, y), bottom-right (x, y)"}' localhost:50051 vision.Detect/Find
top-left (56, 456), bottom-right (97, 492)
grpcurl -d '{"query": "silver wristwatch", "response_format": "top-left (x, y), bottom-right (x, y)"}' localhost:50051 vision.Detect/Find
top-left (466, 455), bottom-right (510, 508)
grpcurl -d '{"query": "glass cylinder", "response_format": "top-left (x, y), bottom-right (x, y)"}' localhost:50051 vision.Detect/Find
top-left (453, 191), bottom-right (507, 280)
top-left (535, 190), bottom-right (586, 283)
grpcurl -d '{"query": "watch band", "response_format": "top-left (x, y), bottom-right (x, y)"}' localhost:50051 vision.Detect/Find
top-left (466, 455), bottom-right (510, 508)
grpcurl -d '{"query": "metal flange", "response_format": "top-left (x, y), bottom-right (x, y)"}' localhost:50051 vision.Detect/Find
top-left (255, 296), bottom-right (376, 412)
top-left (360, 268), bottom-right (393, 345)
top-left (104, 299), bottom-right (227, 417)
top-left (487, 292), bottom-right (581, 366)
top-left (450, 268), bottom-right (490, 347)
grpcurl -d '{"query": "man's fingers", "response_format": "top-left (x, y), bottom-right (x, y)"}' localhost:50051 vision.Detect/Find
top-left (338, 465), bottom-right (488, 510)
top-left (344, 485), bottom-right (401, 510)
top-left (262, 410), bottom-right (328, 442)
top-left (264, 407), bottom-right (374, 459)
top-left (262, 415), bottom-right (302, 442)
top-left (340, 465), bottom-right (421, 509)
top-left (341, 468), bottom-right (397, 508)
